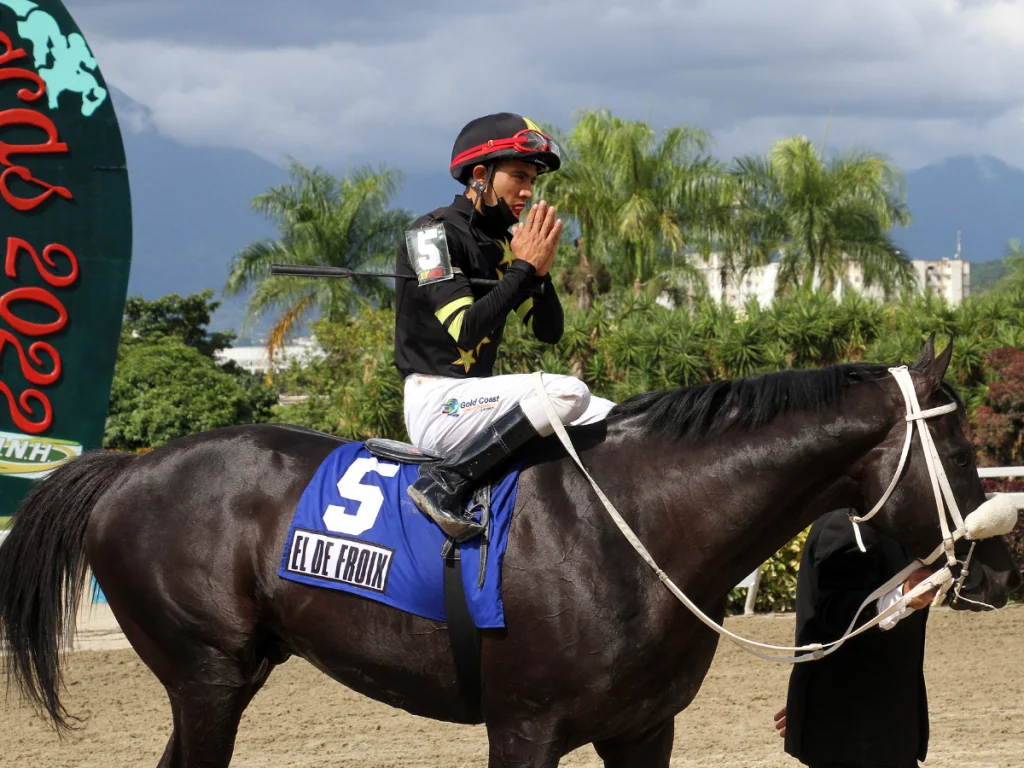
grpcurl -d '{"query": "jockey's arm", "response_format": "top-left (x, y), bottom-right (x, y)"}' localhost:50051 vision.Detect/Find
top-left (513, 273), bottom-right (564, 344)
top-left (431, 259), bottom-right (538, 350)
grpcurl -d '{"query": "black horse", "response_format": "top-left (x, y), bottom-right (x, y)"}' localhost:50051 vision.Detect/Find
top-left (0, 339), bottom-right (1019, 767)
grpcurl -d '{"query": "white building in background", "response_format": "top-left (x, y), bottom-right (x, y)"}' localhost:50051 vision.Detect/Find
top-left (215, 336), bottom-right (325, 375)
top-left (694, 240), bottom-right (971, 310)
top-left (910, 258), bottom-right (970, 304)
top-left (694, 254), bottom-right (888, 309)
top-left (700, 255), bottom-right (781, 308)
top-left (910, 233), bottom-right (971, 305)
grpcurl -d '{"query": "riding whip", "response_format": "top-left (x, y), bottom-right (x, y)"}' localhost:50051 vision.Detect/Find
top-left (269, 264), bottom-right (546, 296)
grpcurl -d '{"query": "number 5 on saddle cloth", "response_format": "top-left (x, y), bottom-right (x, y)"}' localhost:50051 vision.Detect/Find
top-left (276, 439), bottom-right (521, 628)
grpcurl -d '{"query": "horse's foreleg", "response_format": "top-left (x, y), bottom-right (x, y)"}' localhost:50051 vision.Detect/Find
top-left (592, 719), bottom-right (674, 768)
top-left (485, 717), bottom-right (566, 768)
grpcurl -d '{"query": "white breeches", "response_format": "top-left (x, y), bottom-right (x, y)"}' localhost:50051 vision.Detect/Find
top-left (403, 372), bottom-right (616, 454)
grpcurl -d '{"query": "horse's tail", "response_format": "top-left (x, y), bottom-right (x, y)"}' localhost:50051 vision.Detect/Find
top-left (0, 450), bottom-right (138, 733)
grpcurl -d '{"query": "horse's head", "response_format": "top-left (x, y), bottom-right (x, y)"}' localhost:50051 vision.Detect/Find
top-left (852, 335), bottom-right (1021, 610)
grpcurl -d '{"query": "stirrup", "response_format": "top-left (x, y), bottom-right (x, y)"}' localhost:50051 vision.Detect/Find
top-left (408, 485), bottom-right (484, 542)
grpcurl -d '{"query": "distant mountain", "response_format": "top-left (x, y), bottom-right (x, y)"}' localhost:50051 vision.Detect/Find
top-left (110, 88), bottom-right (287, 340)
top-left (896, 155), bottom-right (1024, 264)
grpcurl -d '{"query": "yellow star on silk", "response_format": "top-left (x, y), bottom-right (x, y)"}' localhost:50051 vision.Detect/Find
top-left (500, 242), bottom-right (516, 269)
top-left (497, 242), bottom-right (516, 278)
top-left (451, 336), bottom-right (491, 373)
top-left (452, 347), bottom-right (477, 373)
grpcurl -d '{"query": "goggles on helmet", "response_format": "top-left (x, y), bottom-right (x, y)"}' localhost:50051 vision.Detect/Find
top-left (450, 129), bottom-right (560, 172)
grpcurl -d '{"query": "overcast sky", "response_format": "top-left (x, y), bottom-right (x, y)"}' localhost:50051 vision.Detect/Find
top-left (66, 0), bottom-right (1024, 174)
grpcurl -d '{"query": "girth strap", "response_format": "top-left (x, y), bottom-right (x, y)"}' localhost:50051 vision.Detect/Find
top-left (439, 482), bottom-right (492, 720)
top-left (443, 544), bottom-right (482, 719)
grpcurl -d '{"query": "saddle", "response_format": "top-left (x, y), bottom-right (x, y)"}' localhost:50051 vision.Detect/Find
top-left (363, 438), bottom-right (492, 552)
top-left (364, 437), bottom-right (488, 719)
top-left (362, 438), bottom-right (443, 465)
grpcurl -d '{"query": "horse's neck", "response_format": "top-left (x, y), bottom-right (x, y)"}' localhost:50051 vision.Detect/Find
top-left (606, 390), bottom-right (892, 598)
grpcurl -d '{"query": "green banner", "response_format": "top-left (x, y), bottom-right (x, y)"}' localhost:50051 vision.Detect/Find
top-left (0, 0), bottom-right (132, 516)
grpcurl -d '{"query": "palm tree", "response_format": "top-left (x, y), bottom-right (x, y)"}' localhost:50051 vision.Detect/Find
top-left (536, 108), bottom-right (721, 292)
top-left (731, 136), bottom-right (915, 299)
top-left (225, 159), bottom-right (412, 357)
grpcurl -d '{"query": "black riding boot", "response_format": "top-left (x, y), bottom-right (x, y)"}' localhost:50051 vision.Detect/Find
top-left (408, 404), bottom-right (540, 539)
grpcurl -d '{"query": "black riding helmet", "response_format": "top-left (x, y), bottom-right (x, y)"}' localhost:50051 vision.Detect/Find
top-left (449, 112), bottom-right (561, 185)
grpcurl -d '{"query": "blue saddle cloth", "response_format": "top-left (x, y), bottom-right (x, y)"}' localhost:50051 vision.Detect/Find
top-left (277, 441), bottom-right (520, 628)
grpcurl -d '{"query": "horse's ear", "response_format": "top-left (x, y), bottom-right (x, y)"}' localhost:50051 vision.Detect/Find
top-left (911, 333), bottom-right (936, 371)
top-left (916, 336), bottom-right (954, 396)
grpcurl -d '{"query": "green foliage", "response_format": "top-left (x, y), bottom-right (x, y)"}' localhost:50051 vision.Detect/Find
top-left (104, 292), bottom-right (279, 451)
top-left (121, 289), bottom-right (235, 357)
top-left (730, 136), bottom-right (914, 298)
top-left (996, 238), bottom-right (1024, 294)
top-left (726, 529), bottom-right (809, 615)
top-left (271, 309), bottom-right (406, 441)
top-left (103, 339), bottom-right (278, 451)
top-left (225, 158), bottom-right (413, 354)
top-left (486, 286), bottom-right (1024, 418)
top-left (0, 516), bottom-right (12, 530)
top-left (973, 239), bottom-right (1024, 296)
top-left (971, 259), bottom-right (1007, 294)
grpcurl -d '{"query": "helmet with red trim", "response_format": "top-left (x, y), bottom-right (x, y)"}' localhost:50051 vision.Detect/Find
top-left (450, 112), bottom-right (561, 184)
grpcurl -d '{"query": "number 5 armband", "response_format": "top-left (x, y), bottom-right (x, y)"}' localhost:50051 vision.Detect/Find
top-left (405, 223), bottom-right (454, 286)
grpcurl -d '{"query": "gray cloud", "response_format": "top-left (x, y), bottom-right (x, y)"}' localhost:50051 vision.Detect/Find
top-left (59, 0), bottom-right (1024, 174)
top-left (71, 0), bottom-right (487, 46)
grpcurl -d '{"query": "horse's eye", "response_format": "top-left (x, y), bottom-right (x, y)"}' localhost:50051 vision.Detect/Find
top-left (954, 452), bottom-right (971, 467)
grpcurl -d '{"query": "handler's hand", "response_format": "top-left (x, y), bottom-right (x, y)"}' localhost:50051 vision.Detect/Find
top-left (903, 567), bottom-right (940, 610)
top-left (774, 706), bottom-right (786, 738)
top-left (510, 200), bottom-right (561, 276)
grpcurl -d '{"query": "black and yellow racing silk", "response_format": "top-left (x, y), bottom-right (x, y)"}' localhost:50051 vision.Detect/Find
top-left (394, 194), bottom-right (563, 379)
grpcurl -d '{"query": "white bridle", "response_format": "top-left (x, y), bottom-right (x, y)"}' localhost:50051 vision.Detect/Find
top-left (848, 366), bottom-right (1017, 610)
top-left (530, 366), bottom-right (1018, 664)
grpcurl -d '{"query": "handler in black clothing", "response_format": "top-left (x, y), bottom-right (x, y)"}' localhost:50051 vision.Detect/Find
top-left (775, 509), bottom-right (939, 768)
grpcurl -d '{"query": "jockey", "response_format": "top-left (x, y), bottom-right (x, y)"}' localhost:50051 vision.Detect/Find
top-left (394, 112), bottom-right (614, 539)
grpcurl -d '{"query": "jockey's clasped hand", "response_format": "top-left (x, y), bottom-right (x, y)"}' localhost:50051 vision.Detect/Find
top-left (511, 200), bottom-right (562, 276)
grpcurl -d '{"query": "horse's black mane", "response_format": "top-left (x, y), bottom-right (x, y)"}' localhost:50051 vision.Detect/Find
top-left (608, 362), bottom-right (963, 441)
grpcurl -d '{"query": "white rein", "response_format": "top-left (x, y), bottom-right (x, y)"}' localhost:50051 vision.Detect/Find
top-left (530, 367), bottom-right (1018, 664)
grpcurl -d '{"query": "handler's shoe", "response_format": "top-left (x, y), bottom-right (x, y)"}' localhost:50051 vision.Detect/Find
top-left (409, 405), bottom-right (539, 540)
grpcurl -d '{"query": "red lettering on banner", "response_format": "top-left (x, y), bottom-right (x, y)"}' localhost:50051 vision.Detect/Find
top-left (5, 239), bottom-right (79, 287)
top-left (0, 66), bottom-right (45, 103)
top-left (0, 286), bottom-right (68, 337)
top-left (0, 382), bottom-right (52, 433)
top-left (0, 40), bottom-right (77, 435)
top-left (0, 166), bottom-right (73, 211)
top-left (0, 238), bottom-right (78, 432)
top-left (0, 30), bottom-right (27, 67)
top-left (0, 107), bottom-right (72, 212)
top-left (0, 330), bottom-right (60, 386)
top-left (0, 108), bottom-right (68, 165)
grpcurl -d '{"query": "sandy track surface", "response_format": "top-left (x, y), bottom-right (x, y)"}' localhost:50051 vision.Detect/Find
top-left (1, 604), bottom-right (1021, 767)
